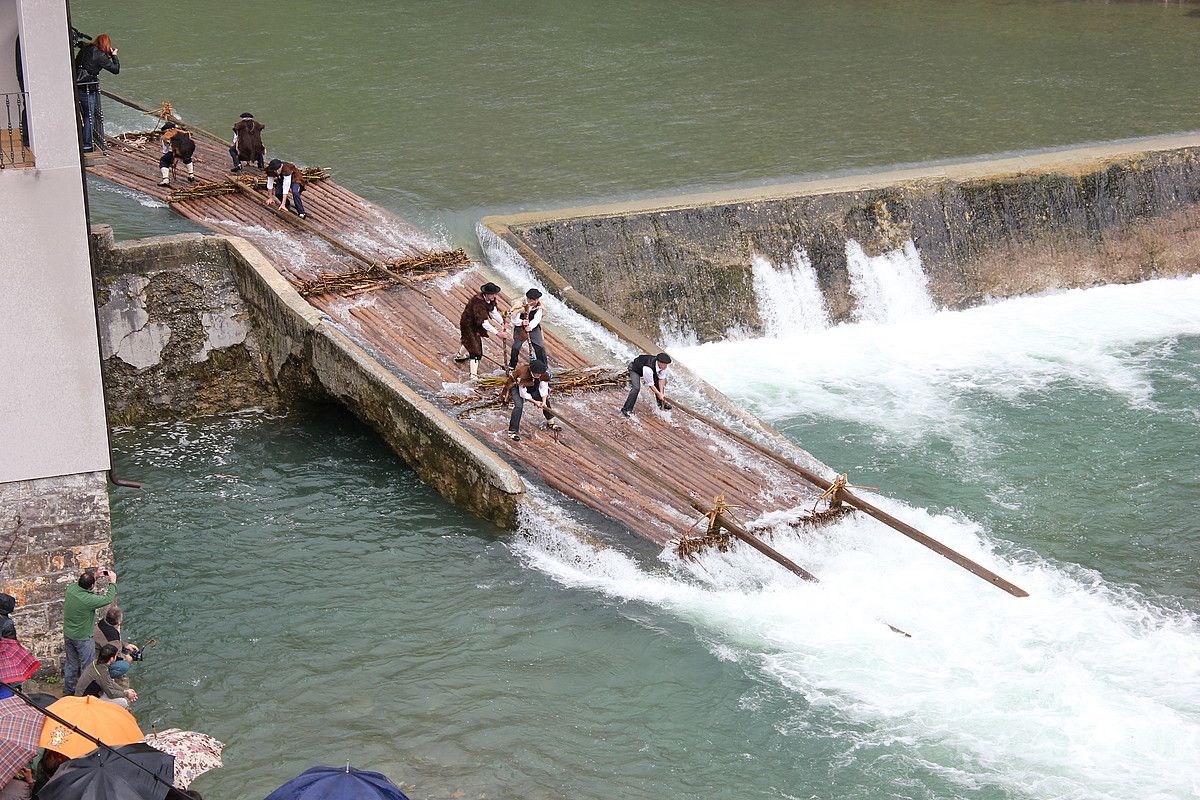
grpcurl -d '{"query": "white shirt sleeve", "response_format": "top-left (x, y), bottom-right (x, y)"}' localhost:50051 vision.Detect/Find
top-left (526, 307), bottom-right (542, 332)
top-left (641, 365), bottom-right (655, 385)
top-left (519, 379), bottom-right (549, 402)
top-left (508, 307), bottom-right (525, 327)
top-left (281, 174), bottom-right (293, 196)
top-left (483, 318), bottom-right (501, 335)
top-left (265, 175), bottom-right (275, 193)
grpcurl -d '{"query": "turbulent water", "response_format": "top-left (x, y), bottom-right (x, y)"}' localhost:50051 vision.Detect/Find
top-left (82, 0), bottom-right (1200, 797)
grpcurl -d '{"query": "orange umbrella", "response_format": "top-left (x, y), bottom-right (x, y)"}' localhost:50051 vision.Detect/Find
top-left (37, 696), bottom-right (144, 759)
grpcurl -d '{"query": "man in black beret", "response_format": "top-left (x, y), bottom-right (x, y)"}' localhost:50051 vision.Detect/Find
top-left (507, 287), bottom-right (548, 369)
top-left (455, 282), bottom-right (507, 379)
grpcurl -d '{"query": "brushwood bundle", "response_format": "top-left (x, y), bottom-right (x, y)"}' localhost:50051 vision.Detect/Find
top-left (454, 368), bottom-right (628, 418)
top-left (295, 249), bottom-right (472, 297)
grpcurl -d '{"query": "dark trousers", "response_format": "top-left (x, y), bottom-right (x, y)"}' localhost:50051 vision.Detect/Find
top-left (621, 370), bottom-right (665, 413)
top-left (509, 387), bottom-right (552, 433)
top-left (159, 148), bottom-right (194, 169)
top-left (508, 327), bottom-right (547, 368)
top-left (230, 145), bottom-right (264, 169)
top-left (274, 182), bottom-right (307, 216)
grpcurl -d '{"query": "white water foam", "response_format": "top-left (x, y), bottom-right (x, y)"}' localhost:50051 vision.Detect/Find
top-left (513, 481), bottom-right (1200, 800)
top-left (751, 247), bottom-right (830, 336)
top-left (678, 276), bottom-right (1200, 452)
top-left (846, 238), bottom-right (936, 323)
top-left (504, 277), bottom-right (1200, 798)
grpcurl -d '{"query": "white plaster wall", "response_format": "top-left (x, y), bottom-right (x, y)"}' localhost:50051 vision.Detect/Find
top-left (0, 0), bottom-right (19, 95)
top-left (0, 0), bottom-right (109, 483)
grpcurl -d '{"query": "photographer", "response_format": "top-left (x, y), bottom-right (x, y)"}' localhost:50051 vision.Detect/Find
top-left (62, 568), bottom-right (117, 695)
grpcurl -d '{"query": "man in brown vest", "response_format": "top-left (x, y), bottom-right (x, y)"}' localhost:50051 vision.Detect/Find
top-left (264, 158), bottom-right (308, 218)
top-left (229, 112), bottom-right (266, 172)
top-left (455, 282), bottom-right (508, 380)
top-left (504, 359), bottom-right (560, 442)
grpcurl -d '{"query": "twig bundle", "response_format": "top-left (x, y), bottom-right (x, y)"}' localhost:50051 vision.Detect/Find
top-left (454, 368), bottom-right (627, 418)
top-left (295, 248), bottom-right (471, 298)
top-left (246, 167), bottom-right (331, 189)
top-left (165, 181), bottom-right (241, 202)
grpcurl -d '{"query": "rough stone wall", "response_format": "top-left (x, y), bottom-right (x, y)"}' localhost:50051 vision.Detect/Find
top-left (0, 471), bottom-right (112, 674)
top-left (91, 226), bottom-right (284, 423)
top-left (503, 145), bottom-right (1200, 342)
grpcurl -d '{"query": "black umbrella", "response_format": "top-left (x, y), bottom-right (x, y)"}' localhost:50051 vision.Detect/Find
top-left (38, 742), bottom-right (175, 800)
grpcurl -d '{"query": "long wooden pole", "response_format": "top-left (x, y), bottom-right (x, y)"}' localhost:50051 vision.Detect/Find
top-left (541, 405), bottom-right (911, 637)
top-left (670, 399), bottom-right (1029, 598)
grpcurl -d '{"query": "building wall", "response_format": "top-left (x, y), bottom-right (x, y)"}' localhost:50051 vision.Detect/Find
top-left (0, 1), bottom-right (112, 674)
top-left (0, 471), bottom-right (112, 672)
top-left (0, 0), bottom-right (109, 483)
top-left (0, 1), bottom-right (19, 95)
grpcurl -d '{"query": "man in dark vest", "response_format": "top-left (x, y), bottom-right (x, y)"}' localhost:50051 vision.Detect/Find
top-left (504, 359), bottom-right (560, 442)
top-left (229, 112), bottom-right (266, 172)
top-left (156, 122), bottom-right (196, 187)
top-left (507, 288), bottom-right (548, 369)
top-left (455, 282), bottom-right (507, 380)
top-left (265, 158), bottom-right (309, 218)
top-left (621, 352), bottom-right (672, 417)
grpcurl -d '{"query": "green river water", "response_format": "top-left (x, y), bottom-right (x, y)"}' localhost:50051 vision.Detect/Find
top-left (76, 2), bottom-right (1200, 798)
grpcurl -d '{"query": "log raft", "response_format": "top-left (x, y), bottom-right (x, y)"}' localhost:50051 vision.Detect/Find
top-left (86, 94), bottom-right (1028, 603)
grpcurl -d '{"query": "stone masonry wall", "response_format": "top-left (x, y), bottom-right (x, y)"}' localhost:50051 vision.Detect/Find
top-left (499, 141), bottom-right (1200, 342)
top-left (91, 226), bottom-right (284, 424)
top-left (0, 471), bottom-right (112, 674)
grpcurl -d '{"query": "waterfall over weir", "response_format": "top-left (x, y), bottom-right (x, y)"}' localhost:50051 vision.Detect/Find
top-left (745, 238), bottom-right (935, 340)
top-left (749, 247), bottom-right (830, 337)
top-left (847, 238), bottom-right (937, 324)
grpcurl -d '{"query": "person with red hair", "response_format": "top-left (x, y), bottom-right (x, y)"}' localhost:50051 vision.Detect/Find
top-left (73, 33), bottom-right (120, 152)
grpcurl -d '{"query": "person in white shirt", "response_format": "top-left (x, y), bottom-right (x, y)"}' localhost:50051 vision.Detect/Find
top-left (504, 359), bottom-right (560, 442)
top-left (621, 352), bottom-right (672, 417)
top-left (507, 288), bottom-right (548, 369)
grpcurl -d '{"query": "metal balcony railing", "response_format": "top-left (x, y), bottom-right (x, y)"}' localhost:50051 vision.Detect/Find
top-left (0, 92), bottom-right (33, 169)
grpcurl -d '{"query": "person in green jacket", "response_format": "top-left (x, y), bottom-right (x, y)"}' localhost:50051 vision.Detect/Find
top-left (62, 569), bottom-right (117, 695)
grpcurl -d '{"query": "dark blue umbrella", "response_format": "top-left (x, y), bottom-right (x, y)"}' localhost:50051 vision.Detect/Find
top-left (264, 765), bottom-right (410, 800)
top-left (37, 742), bottom-right (174, 800)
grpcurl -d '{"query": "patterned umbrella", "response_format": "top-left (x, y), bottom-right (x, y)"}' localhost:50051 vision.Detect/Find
top-left (0, 696), bottom-right (41, 790)
top-left (142, 728), bottom-right (225, 789)
top-left (0, 640), bottom-right (41, 684)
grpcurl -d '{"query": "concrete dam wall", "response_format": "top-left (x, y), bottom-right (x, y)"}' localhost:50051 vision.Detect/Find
top-left (487, 134), bottom-right (1200, 342)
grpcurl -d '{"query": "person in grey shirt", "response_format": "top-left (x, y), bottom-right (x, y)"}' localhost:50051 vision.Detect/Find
top-left (75, 644), bottom-right (138, 708)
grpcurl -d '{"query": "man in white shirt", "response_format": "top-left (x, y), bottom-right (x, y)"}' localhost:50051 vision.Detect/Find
top-left (508, 288), bottom-right (548, 369)
top-left (621, 352), bottom-right (672, 417)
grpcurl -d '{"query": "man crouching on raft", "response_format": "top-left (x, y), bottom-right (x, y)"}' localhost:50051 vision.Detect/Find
top-left (505, 359), bottom-right (560, 442)
top-left (455, 282), bottom-right (508, 380)
top-left (621, 352), bottom-right (672, 417)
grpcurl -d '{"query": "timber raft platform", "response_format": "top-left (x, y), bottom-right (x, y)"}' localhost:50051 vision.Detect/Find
top-left (86, 95), bottom-right (1027, 601)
